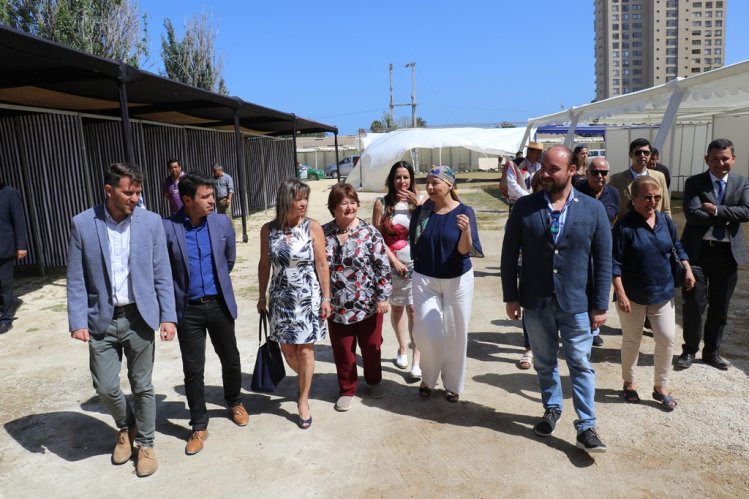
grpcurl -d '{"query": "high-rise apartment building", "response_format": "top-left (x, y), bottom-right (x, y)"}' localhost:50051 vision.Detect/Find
top-left (594, 0), bottom-right (727, 100)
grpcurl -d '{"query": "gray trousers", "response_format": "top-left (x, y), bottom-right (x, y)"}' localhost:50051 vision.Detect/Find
top-left (89, 307), bottom-right (156, 447)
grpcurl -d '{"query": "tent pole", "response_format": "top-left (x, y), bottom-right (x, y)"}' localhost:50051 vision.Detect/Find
top-left (334, 132), bottom-right (340, 181)
top-left (520, 124), bottom-right (533, 150)
top-left (564, 112), bottom-right (580, 148)
top-left (653, 85), bottom-right (686, 153)
top-left (117, 64), bottom-right (135, 163)
top-left (233, 110), bottom-right (248, 243)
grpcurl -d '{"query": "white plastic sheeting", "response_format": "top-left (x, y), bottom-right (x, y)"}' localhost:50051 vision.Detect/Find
top-left (347, 127), bottom-right (526, 191)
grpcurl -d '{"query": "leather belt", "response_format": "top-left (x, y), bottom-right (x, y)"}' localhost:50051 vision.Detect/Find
top-left (188, 295), bottom-right (220, 305)
top-left (113, 303), bottom-right (137, 316)
top-left (704, 240), bottom-right (731, 247)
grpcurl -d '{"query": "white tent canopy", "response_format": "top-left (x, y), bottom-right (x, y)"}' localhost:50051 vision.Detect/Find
top-left (522, 59), bottom-right (749, 164)
top-left (347, 127), bottom-right (526, 191)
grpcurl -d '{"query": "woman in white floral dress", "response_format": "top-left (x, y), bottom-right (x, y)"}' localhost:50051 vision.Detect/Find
top-left (258, 178), bottom-right (331, 429)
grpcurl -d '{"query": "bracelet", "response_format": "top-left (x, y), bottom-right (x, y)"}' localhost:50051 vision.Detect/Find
top-left (258, 298), bottom-right (266, 302)
top-left (322, 297), bottom-right (331, 302)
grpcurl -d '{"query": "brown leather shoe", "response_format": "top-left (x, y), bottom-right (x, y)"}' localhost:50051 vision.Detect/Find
top-left (111, 427), bottom-right (137, 465)
top-left (230, 404), bottom-right (249, 426)
top-left (185, 429), bottom-right (209, 455)
top-left (136, 447), bottom-right (158, 477)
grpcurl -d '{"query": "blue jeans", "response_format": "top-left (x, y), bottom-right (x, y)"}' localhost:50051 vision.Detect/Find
top-left (523, 298), bottom-right (597, 432)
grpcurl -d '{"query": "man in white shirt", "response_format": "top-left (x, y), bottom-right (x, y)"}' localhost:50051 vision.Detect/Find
top-left (506, 141), bottom-right (543, 204)
top-left (67, 163), bottom-right (176, 477)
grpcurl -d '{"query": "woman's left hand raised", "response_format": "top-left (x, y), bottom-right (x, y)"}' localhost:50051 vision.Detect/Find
top-left (456, 214), bottom-right (470, 232)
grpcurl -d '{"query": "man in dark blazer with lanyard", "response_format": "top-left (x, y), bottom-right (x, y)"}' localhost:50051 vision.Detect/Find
top-left (676, 138), bottom-right (749, 370)
top-left (0, 180), bottom-right (28, 334)
top-left (163, 173), bottom-right (247, 456)
top-left (501, 145), bottom-right (612, 455)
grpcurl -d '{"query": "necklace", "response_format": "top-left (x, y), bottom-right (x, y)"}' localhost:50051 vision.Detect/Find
top-left (336, 219), bottom-right (358, 235)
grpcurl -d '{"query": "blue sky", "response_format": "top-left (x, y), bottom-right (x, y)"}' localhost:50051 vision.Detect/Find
top-left (139, 1), bottom-right (749, 135)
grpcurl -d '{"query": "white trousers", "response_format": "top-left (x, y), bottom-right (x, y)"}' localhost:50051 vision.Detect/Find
top-left (412, 270), bottom-right (474, 394)
top-left (617, 298), bottom-right (675, 388)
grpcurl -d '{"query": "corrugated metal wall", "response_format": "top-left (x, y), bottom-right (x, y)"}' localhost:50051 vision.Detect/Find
top-left (0, 111), bottom-right (296, 269)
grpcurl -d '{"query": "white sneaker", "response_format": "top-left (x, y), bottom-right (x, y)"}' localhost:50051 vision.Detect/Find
top-left (335, 395), bottom-right (353, 412)
top-left (410, 365), bottom-right (422, 379)
top-left (395, 352), bottom-right (408, 369)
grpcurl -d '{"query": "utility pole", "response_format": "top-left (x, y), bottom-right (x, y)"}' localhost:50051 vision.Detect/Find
top-left (405, 62), bottom-right (416, 127)
top-left (389, 62), bottom-right (417, 127)
top-left (389, 64), bottom-right (394, 117)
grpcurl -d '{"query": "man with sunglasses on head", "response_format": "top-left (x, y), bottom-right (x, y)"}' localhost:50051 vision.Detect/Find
top-left (609, 138), bottom-right (670, 220)
top-left (676, 138), bottom-right (749, 371)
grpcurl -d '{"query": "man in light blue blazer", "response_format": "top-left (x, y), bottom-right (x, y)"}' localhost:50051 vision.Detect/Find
top-left (163, 173), bottom-right (245, 456)
top-left (67, 163), bottom-right (176, 478)
top-left (501, 145), bottom-right (612, 455)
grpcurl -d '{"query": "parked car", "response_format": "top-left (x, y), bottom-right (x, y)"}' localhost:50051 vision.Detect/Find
top-left (325, 155), bottom-right (360, 178)
top-left (297, 163), bottom-right (325, 181)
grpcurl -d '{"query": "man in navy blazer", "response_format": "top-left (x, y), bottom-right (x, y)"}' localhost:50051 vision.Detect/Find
top-left (67, 163), bottom-right (176, 477)
top-left (0, 180), bottom-right (28, 334)
top-left (676, 138), bottom-right (749, 370)
top-left (163, 173), bottom-right (246, 456)
top-left (501, 145), bottom-right (612, 454)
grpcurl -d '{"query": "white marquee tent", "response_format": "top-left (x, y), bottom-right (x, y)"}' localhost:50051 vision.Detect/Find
top-left (347, 127), bottom-right (526, 191)
top-left (523, 59), bottom-right (749, 188)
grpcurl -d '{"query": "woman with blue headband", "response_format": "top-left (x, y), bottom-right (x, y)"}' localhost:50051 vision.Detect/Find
top-left (409, 166), bottom-right (483, 403)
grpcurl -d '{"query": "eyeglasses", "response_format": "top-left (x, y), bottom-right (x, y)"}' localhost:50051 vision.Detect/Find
top-left (549, 211), bottom-right (561, 235)
top-left (588, 169), bottom-right (609, 176)
top-left (640, 194), bottom-right (663, 202)
top-left (633, 150), bottom-right (651, 156)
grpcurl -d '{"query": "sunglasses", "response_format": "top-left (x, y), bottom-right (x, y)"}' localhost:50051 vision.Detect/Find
top-left (640, 194), bottom-right (663, 202)
top-left (549, 211), bottom-right (561, 235)
top-left (588, 169), bottom-right (609, 176)
top-left (633, 150), bottom-right (651, 156)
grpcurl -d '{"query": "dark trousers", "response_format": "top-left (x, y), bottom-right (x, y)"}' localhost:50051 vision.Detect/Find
top-left (682, 242), bottom-right (738, 358)
top-left (328, 313), bottom-right (383, 396)
top-left (0, 257), bottom-right (15, 320)
top-left (177, 299), bottom-right (242, 430)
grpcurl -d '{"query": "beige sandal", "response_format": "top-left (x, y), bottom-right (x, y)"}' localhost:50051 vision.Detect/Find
top-left (517, 351), bottom-right (533, 370)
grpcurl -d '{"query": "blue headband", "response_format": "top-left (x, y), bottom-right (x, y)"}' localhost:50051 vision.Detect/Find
top-left (428, 165), bottom-right (456, 186)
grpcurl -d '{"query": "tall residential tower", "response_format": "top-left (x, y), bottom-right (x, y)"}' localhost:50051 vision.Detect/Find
top-left (594, 0), bottom-right (727, 100)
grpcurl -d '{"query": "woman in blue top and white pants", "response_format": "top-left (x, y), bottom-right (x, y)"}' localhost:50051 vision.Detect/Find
top-left (409, 166), bottom-right (482, 403)
top-left (612, 176), bottom-right (695, 411)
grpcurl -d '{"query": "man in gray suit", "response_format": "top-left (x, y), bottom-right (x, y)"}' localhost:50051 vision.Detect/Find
top-left (67, 163), bottom-right (177, 477)
top-left (676, 138), bottom-right (749, 370)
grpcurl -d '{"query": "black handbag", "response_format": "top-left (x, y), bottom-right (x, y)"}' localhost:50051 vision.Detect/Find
top-left (251, 313), bottom-right (286, 393)
top-left (670, 247), bottom-right (686, 288)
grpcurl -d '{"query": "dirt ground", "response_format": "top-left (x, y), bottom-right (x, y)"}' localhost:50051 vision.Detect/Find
top-left (1, 176), bottom-right (747, 498)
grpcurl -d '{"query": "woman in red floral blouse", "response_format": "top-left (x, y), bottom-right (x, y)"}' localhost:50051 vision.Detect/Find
top-left (323, 183), bottom-right (392, 412)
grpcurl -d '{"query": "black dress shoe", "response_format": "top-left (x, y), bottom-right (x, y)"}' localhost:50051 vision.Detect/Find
top-left (0, 321), bottom-right (12, 335)
top-left (675, 353), bottom-right (694, 369)
top-left (703, 355), bottom-right (730, 371)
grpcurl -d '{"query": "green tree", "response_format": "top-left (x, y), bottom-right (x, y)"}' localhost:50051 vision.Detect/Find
top-left (370, 112), bottom-right (426, 132)
top-left (160, 13), bottom-right (228, 95)
top-left (497, 121), bottom-right (516, 128)
top-left (1, 0), bottom-right (148, 66)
